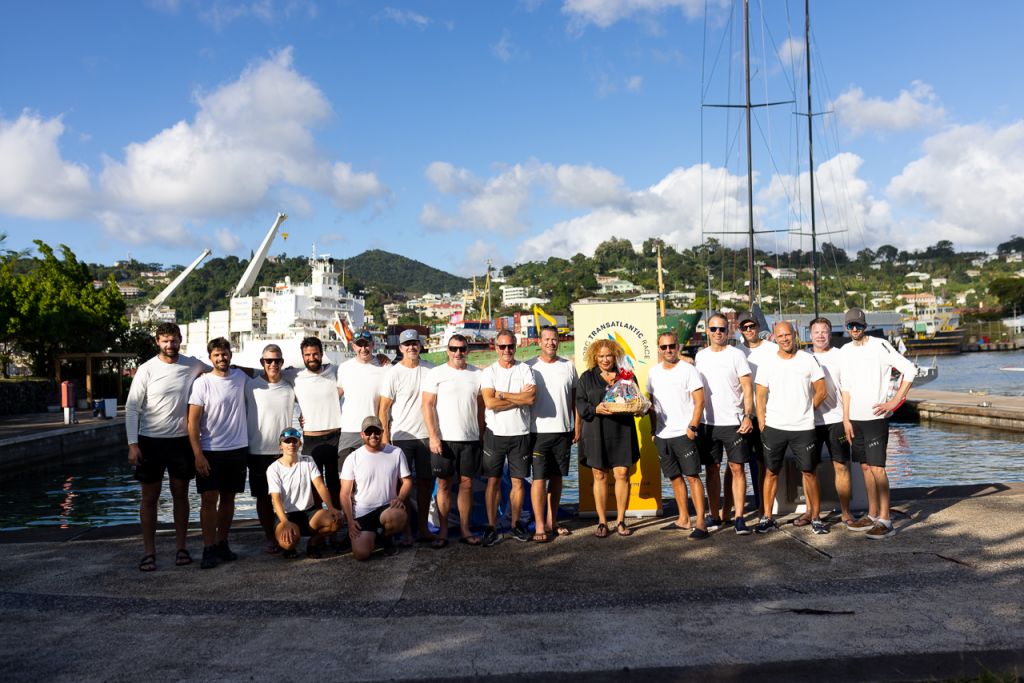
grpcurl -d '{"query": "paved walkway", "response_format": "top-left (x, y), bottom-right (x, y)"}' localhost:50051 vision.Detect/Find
top-left (0, 408), bottom-right (124, 441)
top-left (1, 484), bottom-right (1022, 681)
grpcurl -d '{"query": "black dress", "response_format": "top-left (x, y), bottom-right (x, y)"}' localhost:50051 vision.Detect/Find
top-left (575, 366), bottom-right (641, 470)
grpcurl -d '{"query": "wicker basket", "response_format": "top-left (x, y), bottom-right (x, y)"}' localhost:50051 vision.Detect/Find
top-left (604, 397), bottom-right (647, 414)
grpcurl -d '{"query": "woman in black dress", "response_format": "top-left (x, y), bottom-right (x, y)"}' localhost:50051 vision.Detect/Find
top-left (576, 339), bottom-right (641, 537)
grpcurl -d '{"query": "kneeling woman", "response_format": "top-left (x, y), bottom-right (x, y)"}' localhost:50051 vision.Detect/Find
top-left (576, 339), bottom-right (641, 538)
top-left (268, 427), bottom-right (342, 559)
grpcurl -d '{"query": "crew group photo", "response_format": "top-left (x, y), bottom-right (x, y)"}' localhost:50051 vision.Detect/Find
top-left (126, 307), bottom-right (914, 572)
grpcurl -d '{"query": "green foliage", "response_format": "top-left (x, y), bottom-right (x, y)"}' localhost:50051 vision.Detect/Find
top-left (989, 278), bottom-right (1024, 310)
top-left (997, 235), bottom-right (1024, 254)
top-left (347, 249), bottom-right (467, 294)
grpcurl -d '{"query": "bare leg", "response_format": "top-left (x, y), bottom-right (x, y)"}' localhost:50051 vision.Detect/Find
top-left (833, 462), bottom-right (852, 521)
top-left (435, 476), bottom-right (452, 540)
top-left (168, 477), bottom-right (191, 552)
top-left (457, 476), bottom-right (474, 537)
top-left (416, 478), bottom-right (436, 538)
top-left (870, 465), bottom-right (890, 520)
top-left (352, 531), bottom-right (376, 561)
top-left (531, 478), bottom-right (548, 537)
top-left (255, 494), bottom-right (276, 543)
top-left (669, 476), bottom-right (691, 527)
top-left (215, 492), bottom-right (235, 544)
top-left (485, 476), bottom-right (501, 528)
top-left (722, 466), bottom-right (734, 521)
top-left (200, 491), bottom-right (219, 547)
top-left (275, 521), bottom-right (301, 551)
top-left (140, 481), bottom-right (161, 556)
top-left (380, 507), bottom-right (408, 535)
top-left (612, 466), bottom-right (630, 526)
top-left (862, 463), bottom-right (879, 519)
top-left (547, 476), bottom-right (564, 532)
top-left (510, 478), bottom-right (526, 528)
top-left (802, 471), bottom-right (821, 521)
top-left (592, 468), bottom-right (609, 527)
top-left (686, 475), bottom-right (707, 530)
top-left (762, 470), bottom-right (778, 518)
top-left (729, 461), bottom-right (747, 520)
top-left (705, 463), bottom-right (721, 521)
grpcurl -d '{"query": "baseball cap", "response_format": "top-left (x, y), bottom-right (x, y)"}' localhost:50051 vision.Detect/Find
top-left (737, 312), bottom-right (756, 325)
top-left (353, 330), bottom-right (373, 346)
top-left (361, 415), bottom-right (383, 432)
top-left (398, 329), bottom-right (421, 346)
top-left (280, 427), bottom-right (302, 442)
top-left (844, 308), bottom-right (867, 325)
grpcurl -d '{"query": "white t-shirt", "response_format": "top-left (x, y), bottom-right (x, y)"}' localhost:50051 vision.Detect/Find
top-left (125, 354), bottom-right (210, 443)
top-left (422, 363), bottom-right (482, 441)
top-left (839, 337), bottom-right (918, 421)
top-left (267, 456), bottom-right (320, 513)
top-left (340, 444), bottom-right (411, 519)
top-left (288, 364), bottom-right (342, 431)
top-left (646, 361), bottom-right (705, 438)
top-left (755, 351), bottom-right (825, 431)
top-left (188, 368), bottom-right (249, 451)
top-left (526, 356), bottom-right (577, 434)
top-left (695, 345), bottom-right (752, 426)
top-left (811, 347), bottom-right (844, 426)
top-left (741, 340), bottom-right (779, 383)
top-left (480, 361), bottom-right (536, 436)
top-left (337, 358), bottom-right (385, 433)
top-left (245, 376), bottom-right (296, 455)
top-left (380, 361), bottom-right (435, 441)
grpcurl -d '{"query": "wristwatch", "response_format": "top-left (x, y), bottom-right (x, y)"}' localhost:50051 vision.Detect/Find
top-left (498, 392), bottom-right (505, 401)
top-left (743, 413), bottom-right (755, 420)
top-left (688, 424), bottom-right (698, 432)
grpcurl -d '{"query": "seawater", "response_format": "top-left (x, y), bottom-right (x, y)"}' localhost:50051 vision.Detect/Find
top-left (2, 417), bottom-right (1022, 531)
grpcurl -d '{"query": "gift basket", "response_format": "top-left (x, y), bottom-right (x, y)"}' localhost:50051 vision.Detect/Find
top-left (602, 367), bottom-right (651, 415)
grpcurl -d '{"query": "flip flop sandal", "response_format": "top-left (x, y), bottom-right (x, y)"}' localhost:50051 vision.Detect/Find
top-left (174, 549), bottom-right (192, 566)
top-left (793, 517), bottom-right (812, 527)
top-left (660, 522), bottom-right (692, 531)
top-left (139, 554), bottom-right (156, 572)
top-left (532, 534), bottom-right (551, 543)
top-left (594, 523), bottom-right (609, 538)
top-left (616, 522), bottom-right (633, 537)
top-left (555, 527), bottom-right (573, 536)
top-left (431, 538), bottom-right (449, 550)
top-left (458, 535), bottom-right (482, 546)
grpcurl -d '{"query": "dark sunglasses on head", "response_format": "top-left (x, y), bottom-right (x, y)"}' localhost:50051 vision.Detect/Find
top-left (659, 343), bottom-right (678, 350)
top-left (448, 346), bottom-right (467, 353)
top-left (496, 344), bottom-right (515, 350)
top-left (363, 428), bottom-right (382, 436)
top-left (847, 322), bottom-right (866, 330)
top-left (261, 358), bottom-right (283, 365)
top-left (740, 323), bottom-right (757, 331)
top-left (707, 326), bottom-right (727, 333)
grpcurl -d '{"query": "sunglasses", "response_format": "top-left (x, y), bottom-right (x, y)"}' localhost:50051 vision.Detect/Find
top-left (740, 324), bottom-right (757, 331)
top-left (659, 343), bottom-right (678, 350)
top-left (354, 341), bottom-right (371, 347)
top-left (448, 346), bottom-right (467, 353)
top-left (707, 326), bottom-right (727, 333)
top-left (401, 340), bottom-right (420, 347)
top-left (363, 428), bottom-right (382, 437)
top-left (261, 358), bottom-right (284, 365)
top-left (846, 323), bottom-right (866, 330)
top-left (281, 437), bottom-right (300, 445)
top-left (496, 344), bottom-right (515, 350)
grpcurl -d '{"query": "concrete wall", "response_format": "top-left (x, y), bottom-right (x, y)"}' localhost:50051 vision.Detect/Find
top-left (0, 420), bottom-right (125, 482)
top-left (0, 380), bottom-right (54, 416)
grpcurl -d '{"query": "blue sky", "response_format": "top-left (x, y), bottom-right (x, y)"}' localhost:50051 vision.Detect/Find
top-left (3, 1), bottom-right (1023, 276)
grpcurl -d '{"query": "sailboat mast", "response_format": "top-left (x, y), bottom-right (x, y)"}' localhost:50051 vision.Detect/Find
top-left (805, 0), bottom-right (820, 318)
top-left (743, 0), bottom-right (756, 307)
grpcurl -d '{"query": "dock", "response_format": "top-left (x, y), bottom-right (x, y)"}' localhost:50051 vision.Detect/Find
top-left (0, 483), bottom-right (1022, 681)
top-left (900, 388), bottom-right (1024, 432)
top-left (0, 410), bottom-right (125, 482)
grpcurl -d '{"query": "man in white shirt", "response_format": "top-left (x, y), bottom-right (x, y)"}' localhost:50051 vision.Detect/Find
top-left (422, 334), bottom-right (485, 548)
top-left (188, 337), bottom-right (249, 569)
top-left (647, 331), bottom-right (709, 541)
top-left (125, 322), bottom-right (210, 572)
top-left (480, 329), bottom-right (536, 545)
top-left (267, 428), bottom-right (341, 559)
top-left (737, 311), bottom-right (777, 514)
top-left (337, 330), bottom-right (385, 468)
top-left (379, 329), bottom-right (435, 543)
top-left (809, 318), bottom-right (855, 527)
top-left (340, 416), bottom-right (413, 561)
top-left (245, 343), bottom-right (296, 554)
top-left (525, 326), bottom-right (579, 542)
top-left (754, 321), bottom-right (827, 534)
top-left (839, 307), bottom-right (917, 539)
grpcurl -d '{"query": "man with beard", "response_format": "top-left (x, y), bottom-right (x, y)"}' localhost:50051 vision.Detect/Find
top-left (337, 331), bottom-right (386, 468)
top-left (126, 322), bottom-right (211, 572)
top-left (737, 311), bottom-right (777, 514)
top-left (188, 337), bottom-right (249, 569)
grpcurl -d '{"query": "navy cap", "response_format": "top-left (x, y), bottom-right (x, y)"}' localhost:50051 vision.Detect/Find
top-left (353, 331), bottom-right (373, 345)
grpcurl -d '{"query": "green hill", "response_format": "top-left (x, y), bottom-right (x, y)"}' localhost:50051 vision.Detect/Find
top-left (346, 249), bottom-right (467, 294)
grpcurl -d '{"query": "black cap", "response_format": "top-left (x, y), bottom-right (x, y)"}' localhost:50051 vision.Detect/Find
top-left (844, 308), bottom-right (867, 325)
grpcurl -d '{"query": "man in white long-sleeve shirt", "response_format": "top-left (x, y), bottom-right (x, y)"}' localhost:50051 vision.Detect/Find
top-left (839, 307), bottom-right (917, 539)
top-left (125, 322), bottom-right (210, 572)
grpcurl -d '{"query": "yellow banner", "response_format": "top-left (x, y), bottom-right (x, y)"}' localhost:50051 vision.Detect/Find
top-left (573, 301), bottom-right (661, 516)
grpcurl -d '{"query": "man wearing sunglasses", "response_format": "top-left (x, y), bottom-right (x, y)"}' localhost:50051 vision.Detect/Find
top-left (647, 331), bottom-right (709, 540)
top-left (379, 329), bottom-right (436, 543)
top-left (340, 417), bottom-right (412, 560)
top-left (736, 311), bottom-right (776, 514)
top-left (480, 329), bottom-right (536, 545)
top-left (422, 334), bottom-right (486, 547)
top-left (337, 330), bottom-right (386, 471)
top-left (244, 344), bottom-right (297, 554)
top-left (694, 313), bottom-right (755, 535)
top-left (839, 307), bottom-right (917, 539)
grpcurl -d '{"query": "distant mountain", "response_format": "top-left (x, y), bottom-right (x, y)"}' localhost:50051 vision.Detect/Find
top-left (345, 249), bottom-right (467, 294)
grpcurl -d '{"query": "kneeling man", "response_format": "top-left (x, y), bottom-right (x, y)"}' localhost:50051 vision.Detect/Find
top-left (267, 427), bottom-right (342, 559)
top-left (341, 416), bottom-right (413, 561)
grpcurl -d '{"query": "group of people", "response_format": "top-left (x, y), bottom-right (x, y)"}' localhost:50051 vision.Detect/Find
top-left (126, 305), bottom-right (914, 572)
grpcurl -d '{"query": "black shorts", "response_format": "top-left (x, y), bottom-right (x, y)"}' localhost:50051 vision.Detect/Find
top-left (816, 423), bottom-right (851, 464)
top-left (697, 424), bottom-right (750, 465)
top-left (303, 431), bottom-right (341, 507)
top-left (432, 440), bottom-right (482, 479)
top-left (393, 438), bottom-right (432, 481)
top-left (247, 452), bottom-right (278, 498)
top-left (355, 504), bottom-right (390, 535)
top-left (196, 447), bottom-right (249, 494)
top-left (761, 426), bottom-right (818, 473)
top-left (530, 431), bottom-right (572, 479)
top-left (655, 435), bottom-right (701, 478)
top-left (482, 429), bottom-right (532, 479)
top-left (851, 419), bottom-right (889, 467)
top-left (336, 432), bottom-right (364, 470)
top-left (133, 435), bottom-right (195, 484)
top-left (285, 507), bottom-right (319, 536)
top-left (746, 419), bottom-right (764, 461)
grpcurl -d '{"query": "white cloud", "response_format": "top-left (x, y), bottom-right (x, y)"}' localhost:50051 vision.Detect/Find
top-left (492, 29), bottom-right (514, 62)
top-left (425, 161), bottom-right (481, 194)
top-left (625, 75), bottom-right (643, 92)
top-left (0, 112), bottom-right (92, 219)
top-left (777, 37), bottom-right (804, 67)
top-left (215, 227), bottom-right (244, 252)
top-left (886, 121), bottom-right (1024, 248)
top-left (831, 81), bottom-right (945, 136)
top-left (379, 7), bottom-right (431, 29)
top-left (562, 0), bottom-right (725, 30)
top-left (457, 239), bottom-right (504, 275)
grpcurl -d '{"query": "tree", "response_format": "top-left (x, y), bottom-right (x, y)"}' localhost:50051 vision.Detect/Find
top-left (856, 248), bottom-right (876, 264)
top-left (989, 278), bottom-right (1024, 310)
top-left (593, 238), bottom-right (637, 272)
top-left (821, 242), bottom-right (849, 265)
top-left (924, 240), bottom-right (955, 259)
top-left (997, 235), bottom-right (1024, 255)
top-left (876, 244), bottom-right (898, 262)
